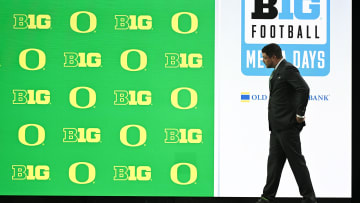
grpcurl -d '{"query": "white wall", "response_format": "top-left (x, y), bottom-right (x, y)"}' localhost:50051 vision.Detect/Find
top-left (215, 0), bottom-right (352, 197)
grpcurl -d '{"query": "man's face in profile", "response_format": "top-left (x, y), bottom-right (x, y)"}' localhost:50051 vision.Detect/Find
top-left (262, 52), bottom-right (276, 68)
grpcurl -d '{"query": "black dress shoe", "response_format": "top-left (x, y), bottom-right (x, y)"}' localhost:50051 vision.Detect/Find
top-left (255, 197), bottom-right (271, 203)
top-left (301, 197), bottom-right (317, 203)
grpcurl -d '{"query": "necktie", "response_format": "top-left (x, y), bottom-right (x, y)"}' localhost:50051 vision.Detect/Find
top-left (269, 69), bottom-right (275, 90)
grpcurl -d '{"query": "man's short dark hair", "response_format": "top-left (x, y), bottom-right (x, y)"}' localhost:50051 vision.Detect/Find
top-left (262, 43), bottom-right (283, 59)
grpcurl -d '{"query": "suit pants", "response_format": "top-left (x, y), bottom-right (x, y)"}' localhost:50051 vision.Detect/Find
top-left (262, 125), bottom-right (316, 201)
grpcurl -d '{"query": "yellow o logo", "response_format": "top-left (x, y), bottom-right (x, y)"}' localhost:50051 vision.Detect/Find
top-left (69, 87), bottom-right (96, 109)
top-left (19, 48), bottom-right (46, 70)
top-left (18, 124), bottom-right (45, 146)
top-left (171, 12), bottom-right (198, 34)
top-left (120, 49), bottom-right (147, 71)
top-left (170, 163), bottom-right (197, 185)
top-left (70, 11), bottom-right (97, 33)
top-left (120, 124), bottom-right (147, 147)
top-left (171, 87), bottom-right (198, 109)
top-left (69, 162), bottom-right (96, 184)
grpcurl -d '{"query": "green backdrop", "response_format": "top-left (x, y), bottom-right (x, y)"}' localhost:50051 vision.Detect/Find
top-left (0, 0), bottom-right (214, 196)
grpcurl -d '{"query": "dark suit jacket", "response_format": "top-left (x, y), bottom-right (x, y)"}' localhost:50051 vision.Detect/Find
top-left (268, 59), bottom-right (309, 131)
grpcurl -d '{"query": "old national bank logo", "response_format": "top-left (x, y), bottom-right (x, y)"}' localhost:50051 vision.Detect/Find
top-left (241, 92), bottom-right (268, 102)
top-left (241, 0), bottom-right (330, 76)
top-left (240, 92), bottom-right (330, 102)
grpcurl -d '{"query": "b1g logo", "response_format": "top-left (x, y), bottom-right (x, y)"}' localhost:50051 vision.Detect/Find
top-left (13, 89), bottom-right (50, 104)
top-left (63, 128), bottom-right (101, 143)
top-left (115, 15), bottom-right (152, 30)
top-left (64, 52), bottom-right (101, 67)
top-left (114, 90), bottom-right (151, 106)
top-left (12, 165), bottom-right (50, 180)
top-left (165, 53), bottom-right (203, 68)
top-left (13, 14), bottom-right (51, 29)
top-left (113, 166), bottom-right (151, 181)
top-left (164, 128), bottom-right (202, 144)
top-left (241, 0), bottom-right (330, 76)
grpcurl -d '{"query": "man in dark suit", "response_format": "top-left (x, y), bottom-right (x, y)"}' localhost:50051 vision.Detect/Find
top-left (256, 44), bottom-right (317, 203)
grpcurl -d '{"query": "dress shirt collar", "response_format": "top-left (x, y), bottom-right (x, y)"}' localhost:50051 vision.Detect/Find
top-left (274, 58), bottom-right (285, 70)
